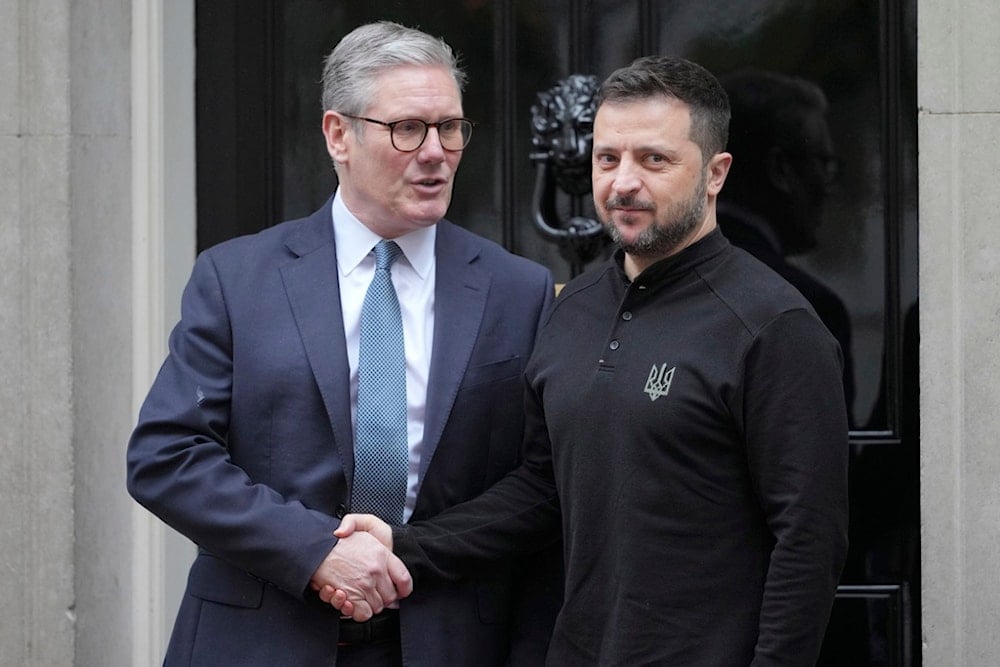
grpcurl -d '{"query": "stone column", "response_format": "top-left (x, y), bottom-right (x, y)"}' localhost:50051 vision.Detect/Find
top-left (0, 1), bottom-right (76, 664)
top-left (919, 1), bottom-right (1000, 663)
top-left (70, 0), bottom-right (137, 664)
top-left (1, 0), bottom-right (159, 664)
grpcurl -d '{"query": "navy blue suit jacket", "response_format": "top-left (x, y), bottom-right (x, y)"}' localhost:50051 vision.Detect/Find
top-left (127, 197), bottom-right (558, 666)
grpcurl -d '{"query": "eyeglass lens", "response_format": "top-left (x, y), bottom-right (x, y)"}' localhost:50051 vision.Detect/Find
top-left (391, 119), bottom-right (473, 152)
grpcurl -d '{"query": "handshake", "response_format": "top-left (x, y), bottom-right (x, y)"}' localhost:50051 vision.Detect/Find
top-left (308, 514), bottom-right (410, 621)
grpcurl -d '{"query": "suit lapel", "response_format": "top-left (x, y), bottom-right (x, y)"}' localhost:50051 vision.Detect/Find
top-left (279, 202), bottom-right (357, 484)
top-left (420, 222), bottom-right (490, 478)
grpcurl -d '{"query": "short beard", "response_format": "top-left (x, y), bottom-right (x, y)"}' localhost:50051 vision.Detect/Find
top-left (603, 175), bottom-right (707, 257)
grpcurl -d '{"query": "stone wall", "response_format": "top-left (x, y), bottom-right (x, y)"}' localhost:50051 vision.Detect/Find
top-left (1, 1), bottom-right (77, 664)
top-left (69, 0), bottom-right (136, 665)
top-left (919, 1), bottom-right (1000, 663)
top-left (1, 0), bottom-right (136, 664)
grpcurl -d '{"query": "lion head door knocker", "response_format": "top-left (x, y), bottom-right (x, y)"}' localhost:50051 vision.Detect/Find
top-left (530, 74), bottom-right (608, 274)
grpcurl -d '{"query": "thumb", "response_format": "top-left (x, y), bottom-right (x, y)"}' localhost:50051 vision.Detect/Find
top-left (334, 512), bottom-right (381, 538)
top-left (387, 553), bottom-right (413, 599)
top-left (333, 514), bottom-right (359, 538)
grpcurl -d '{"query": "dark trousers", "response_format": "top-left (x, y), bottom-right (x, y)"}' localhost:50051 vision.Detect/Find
top-left (336, 610), bottom-right (402, 666)
top-left (336, 638), bottom-right (402, 666)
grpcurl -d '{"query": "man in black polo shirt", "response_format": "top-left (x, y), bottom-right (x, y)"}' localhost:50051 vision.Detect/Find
top-left (327, 55), bottom-right (849, 666)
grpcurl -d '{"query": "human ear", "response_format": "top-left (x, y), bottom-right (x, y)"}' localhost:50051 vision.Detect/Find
top-left (706, 151), bottom-right (733, 196)
top-left (322, 111), bottom-right (350, 163)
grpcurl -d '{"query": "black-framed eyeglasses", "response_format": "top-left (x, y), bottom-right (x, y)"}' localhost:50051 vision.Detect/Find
top-left (341, 114), bottom-right (475, 152)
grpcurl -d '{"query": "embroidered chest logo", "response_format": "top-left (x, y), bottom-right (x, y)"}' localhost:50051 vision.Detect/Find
top-left (644, 363), bottom-right (676, 401)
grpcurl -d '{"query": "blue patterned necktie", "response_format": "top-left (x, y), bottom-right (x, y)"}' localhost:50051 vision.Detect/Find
top-left (352, 239), bottom-right (408, 524)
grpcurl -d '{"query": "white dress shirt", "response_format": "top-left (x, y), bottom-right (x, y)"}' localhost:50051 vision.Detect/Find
top-left (331, 189), bottom-right (436, 522)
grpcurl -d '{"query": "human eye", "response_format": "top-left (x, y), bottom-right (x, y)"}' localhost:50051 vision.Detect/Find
top-left (393, 119), bottom-right (425, 137)
top-left (594, 153), bottom-right (618, 168)
top-left (438, 119), bottom-right (462, 136)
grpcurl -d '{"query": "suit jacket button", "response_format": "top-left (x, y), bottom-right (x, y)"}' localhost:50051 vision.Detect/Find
top-left (335, 504), bottom-right (348, 519)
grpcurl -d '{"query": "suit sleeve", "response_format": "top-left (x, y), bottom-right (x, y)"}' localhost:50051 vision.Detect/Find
top-left (741, 308), bottom-right (850, 665)
top-left (508, 277), bottom-right (564, 664)
top-left (126, 250), bottom-right (339, 598)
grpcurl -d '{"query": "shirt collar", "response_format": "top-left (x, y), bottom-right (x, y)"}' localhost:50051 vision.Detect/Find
top-left (331, 188), bottom-right (436, 279)
top-left (614, 227), bottom-right (730, 288)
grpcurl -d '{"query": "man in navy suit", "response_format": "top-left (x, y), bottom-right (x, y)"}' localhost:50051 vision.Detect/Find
top-left (127, 21), bottom-right (558, 666)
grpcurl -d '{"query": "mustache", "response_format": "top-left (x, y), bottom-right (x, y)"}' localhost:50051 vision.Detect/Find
top-left (605, 195), bottom-right (655, 211)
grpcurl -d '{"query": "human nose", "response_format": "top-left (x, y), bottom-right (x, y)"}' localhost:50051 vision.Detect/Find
top-left (417, 126), bottom-right (446, 162)
top-left (611, 159), bottom-right (641, 195)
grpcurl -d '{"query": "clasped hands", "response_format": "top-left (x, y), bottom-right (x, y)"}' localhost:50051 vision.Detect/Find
top-left (308, 514), bottom-right (402, 621)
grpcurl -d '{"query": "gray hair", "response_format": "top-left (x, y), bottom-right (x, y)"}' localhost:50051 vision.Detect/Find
top-left (321, 21), bottom-right (466, 116)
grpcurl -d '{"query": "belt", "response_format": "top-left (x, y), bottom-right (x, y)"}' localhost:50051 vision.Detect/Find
top-left (337, 609), bottom-right (400, 646)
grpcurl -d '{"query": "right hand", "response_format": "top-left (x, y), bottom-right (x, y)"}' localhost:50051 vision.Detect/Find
top-left (314, 514), bottom-right (398, 618)
top-left (308, 528), bottom-right (412, 621)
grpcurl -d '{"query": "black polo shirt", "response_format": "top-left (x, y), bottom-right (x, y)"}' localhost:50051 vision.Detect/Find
top-left (398, 228), bottom-right (848, 666)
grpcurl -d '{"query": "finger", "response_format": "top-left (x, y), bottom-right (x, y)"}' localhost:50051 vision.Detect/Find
top-left (350, 600), bottom-right (374, 622)
top-left (366, 515), bottom-right (392, 548)
top-left (334, 513), bottom-right (386, 540)
top-left (367, 585), bottom-right (387, 615)
top-left (354, 564), bottom-right (387, 616)
top-left (337, 596), bottom-right (355, 617)
top-left (373, 563), bottom-right (397, 607)
top-left (387, 553), bottom-right (413, 598)
top-left (318, 585), bottom-right (336, 604)
top-left (333, 514), bottom-right (357, 538)
top-left (320, 586), bottom-right (353, 612)
top-left (332, 589), bottom-right (350, 610)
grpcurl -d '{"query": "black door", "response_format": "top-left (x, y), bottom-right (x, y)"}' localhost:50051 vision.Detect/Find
top-left (195, 1), bottom-right (919, 663)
